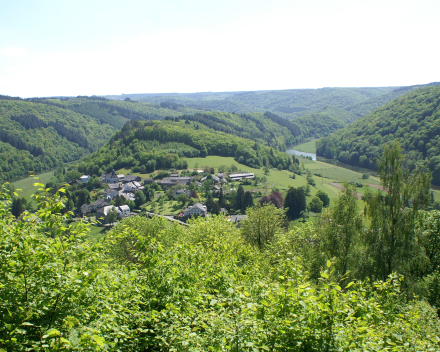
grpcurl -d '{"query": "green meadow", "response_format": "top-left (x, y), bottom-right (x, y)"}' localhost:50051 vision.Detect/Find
top-left (290, 139), bottom-right (317, 153)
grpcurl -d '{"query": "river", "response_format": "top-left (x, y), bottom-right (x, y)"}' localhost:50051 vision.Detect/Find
top-left (286, 149), bottom-right (317, 161)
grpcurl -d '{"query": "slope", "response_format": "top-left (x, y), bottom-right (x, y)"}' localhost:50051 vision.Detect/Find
top-left (316, 86), bottom-right (440, 184)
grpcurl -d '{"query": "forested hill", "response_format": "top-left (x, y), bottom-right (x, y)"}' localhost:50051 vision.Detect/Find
top-left (316, 85), bottom-right (440, 184)
top-left (0, 95), bottom-right (301, 181)
top-left (107, 83), bottom-right (440, 138)
top-left (0, 96), bottom-right (204, 182)
top-left (78, 117), bottom-right (296, 176)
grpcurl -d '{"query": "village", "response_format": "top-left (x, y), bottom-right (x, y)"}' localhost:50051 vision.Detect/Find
top-left (77, 168), bottom-right (256, 226)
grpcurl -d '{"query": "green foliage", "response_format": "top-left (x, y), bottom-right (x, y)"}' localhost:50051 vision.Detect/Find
top-left (316, 86), bottom-right (440, 185)
top-left (316, 189), bottom-right (330, 207)
top-left (2, 166), bottom-right (440, 351)
top-left (79, 118), bottom-right (293, 175)
top-left (308, 196), bottom-right (323, 213)
top-left (241, 203), bottom-right (285, 250)
top-left (363, 142), bottom-right (431, 281)
top-left (284, 186), bottom-right (307, 220)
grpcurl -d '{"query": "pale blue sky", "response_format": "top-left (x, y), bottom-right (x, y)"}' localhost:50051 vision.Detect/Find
top-left (1, 0), bottom-right (439, 97)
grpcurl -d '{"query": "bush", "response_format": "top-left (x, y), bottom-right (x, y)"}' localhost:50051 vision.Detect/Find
top-left (309, 196), bottom-right (323, 213)
top-left (362, 173), bottom-right (370, 179)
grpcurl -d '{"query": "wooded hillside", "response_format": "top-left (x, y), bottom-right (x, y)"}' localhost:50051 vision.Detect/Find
top-left (316, 86), bottom-right (440, 184)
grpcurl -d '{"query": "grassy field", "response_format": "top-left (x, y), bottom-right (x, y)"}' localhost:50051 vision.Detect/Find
top-left (291, 139), bottom-right (317, 153)
top-left (11, 170), bottom-right (55, 201)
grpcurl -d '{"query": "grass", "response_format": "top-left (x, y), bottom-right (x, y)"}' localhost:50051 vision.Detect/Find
top-left (290, 140), bottom-right (317, 153)
top-left (11, 170), bottom-right (55, 206)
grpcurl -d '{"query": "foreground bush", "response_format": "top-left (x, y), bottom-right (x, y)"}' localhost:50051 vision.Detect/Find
top-left (1, 185), bottom-right (440, 351)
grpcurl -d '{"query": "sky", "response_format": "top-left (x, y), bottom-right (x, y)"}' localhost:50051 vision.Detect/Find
top-left (1, 0), bottom-right (439, 98)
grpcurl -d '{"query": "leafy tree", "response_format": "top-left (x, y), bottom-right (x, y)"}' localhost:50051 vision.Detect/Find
top-left (176, 193), bottom-right (189, 207)
top-left (318, 184), bottom-right (363, 280)
top-left (112, 195), bottom-right (125, 207)
top-left (135, 191), bottom-right (147, 208)
top-left (107, 207), bottom-right (118, 225)
top-left (363, 142), bottom-right (431, 281)
top-left (241, 203), bottom-right (286, 250)
top-left (316, 190), bottom-right (330, 208)
top-left (308, 196), bottom-right (323, 213)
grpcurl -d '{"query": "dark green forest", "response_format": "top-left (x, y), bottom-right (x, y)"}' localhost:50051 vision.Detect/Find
top-left (316, 86), bottom-right (440, 185)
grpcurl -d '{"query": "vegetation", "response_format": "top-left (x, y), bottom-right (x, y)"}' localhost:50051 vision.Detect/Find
top-left (77, 119), bottom-right (296, 176)
top-left (2, 142), bottom-right (440, 350)
top-left (316, 86), bottom-right (440, 184)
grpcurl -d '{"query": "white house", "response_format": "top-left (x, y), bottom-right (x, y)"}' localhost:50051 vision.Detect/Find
top-left (96, 205), bottom-right (131, 224)
top-left (80, 175), bottom-right (90, 183)
top-left (183, 203), bottom-right (207, 218)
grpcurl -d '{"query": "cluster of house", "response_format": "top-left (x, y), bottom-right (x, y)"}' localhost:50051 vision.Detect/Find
top-left (78, 169), bottom-right (255, 224)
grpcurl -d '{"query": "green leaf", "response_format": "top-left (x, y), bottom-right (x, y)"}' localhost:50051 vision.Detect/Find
top-left (327, 260), bottom-right (332, 268)
top-left (92, 335), bottom-right (105, 347)
top-left (345, 281), bottom-right (354, 289)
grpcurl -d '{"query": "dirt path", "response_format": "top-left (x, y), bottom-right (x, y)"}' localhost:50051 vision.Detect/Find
top-left (328, 182), bottom-right (363, 199)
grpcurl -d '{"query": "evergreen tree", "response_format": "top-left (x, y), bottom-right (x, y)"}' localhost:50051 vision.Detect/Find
top-left (284, 187), bottom-right (306, 220)
top-left (243, 191), bottom-right (254, 210)
top-left (236, 185), bottom-right (245, 211)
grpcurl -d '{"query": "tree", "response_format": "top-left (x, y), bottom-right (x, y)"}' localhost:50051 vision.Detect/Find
top-left (318, 184), bottom-right (363, 280)
top-left (242, 191), bottom-right (254, 210)
top-left (218, 187), bottom-right (225, 207)
top-left (112, 195), bottom-right (125, 207)
top-left (107, 207), bottom-right (118, 225)
top-left (316, 190), bottom-right (330, 208)
top-left (236, 185), bottom-right (245, 211)
top-left (308, 196), bottom-right (323, 213)
top-left (176, 193), bottom-right (189, 207)
top-left (11, 197), bottom-right (25, 218)
top-left (284, 187), bottom-right (306, 220)
top-left (241, 203), bottom-right (286, 250)
top-left (363, 142), bottom-right (431, 281)
top-left (135, 190), bottom-right (146, 208)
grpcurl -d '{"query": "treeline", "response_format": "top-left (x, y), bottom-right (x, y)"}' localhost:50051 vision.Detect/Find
top-left (316, 86), bottom-right (440, 184)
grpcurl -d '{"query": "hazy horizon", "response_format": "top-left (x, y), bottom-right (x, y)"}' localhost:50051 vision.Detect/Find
top-left (1, 0), bottom-right (439, 98)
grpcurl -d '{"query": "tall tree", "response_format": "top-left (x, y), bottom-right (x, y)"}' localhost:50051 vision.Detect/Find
top-left (363, 142), bottom-right (431, 281)
top-left (242, 191), bottom-right (254, 210)
top-left (284, 187), bottom-right (306, 220)
top-left (236, 185), bottom-right (245, 211)
top-left (318, 184), bottom-right (363, 281)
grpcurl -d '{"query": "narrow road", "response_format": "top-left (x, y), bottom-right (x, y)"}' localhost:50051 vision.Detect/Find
top-left (145, 211), bottom-right (187, 226)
